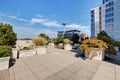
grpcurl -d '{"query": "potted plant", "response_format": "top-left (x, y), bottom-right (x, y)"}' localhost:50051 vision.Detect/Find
top-left (32, 37), bottom-right (46, 54)
top-left (79, 38), bottom-right (108, 60)
top-left (48, 39), bottom-right (55, 48)
top-left (63, 39), bottom-right (72, 50)
top-left (54, 36), bottom-right (64, 49)
top-left (0, 46), bottom-right (12, 70)
top-left (18, 46), bottom-right (36, 58)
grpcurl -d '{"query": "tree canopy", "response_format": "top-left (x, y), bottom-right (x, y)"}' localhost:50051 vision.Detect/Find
top-left (71, 34), bottom-right (79, 43)
top-left (97, 31), bottom-right (116, 55)
top-left (38, 33), bottom-right (49, 40)
top-left (0, 23), bottom-right (17, 46)
top-left (54, 36), bottom-right (64, 44)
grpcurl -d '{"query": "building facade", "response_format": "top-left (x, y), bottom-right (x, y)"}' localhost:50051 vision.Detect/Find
top-left (91, 0), bottom-right (120, 40)
top-left (58, 30), bottom-right (80, 39)
top-left (91, 7), bottom-right (103, 38)
top-left (103, 0), bottom-right (120, 40)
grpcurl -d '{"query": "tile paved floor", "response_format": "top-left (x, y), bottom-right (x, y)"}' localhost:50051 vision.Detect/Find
top-left (0, 47), bottom-right (120, 80)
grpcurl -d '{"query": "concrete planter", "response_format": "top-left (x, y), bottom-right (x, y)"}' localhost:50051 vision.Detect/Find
top-left (64, 44), bottom-right (72, 50)
top-left (12, 48), bottom-right (18, 59)
top-left (19, 49), bottom-right (36, 58)
top-left (48, 43), bottom-right (54, 48)
top-left (0, 57), bottom-right (10, 70)
top-left (57, 43), bottom-right (64, 49)
top-left (35, 46), bottom-right (46, 54)
top-left (85, 48), bottom-right (105, 61)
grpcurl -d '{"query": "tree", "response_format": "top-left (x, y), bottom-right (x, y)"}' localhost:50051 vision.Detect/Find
top-left (97, 31), bottom-right (114, 45)
top-left (0, 23), bottom-right (17, 46)
top-left (54, 36), bottom-right (64, 44)
top-left (38, 33), bottom-right (49, 40)
top-left (97, 31), bottom-right (116, 55)
top-left (71, 34), bottom-right (79, 43)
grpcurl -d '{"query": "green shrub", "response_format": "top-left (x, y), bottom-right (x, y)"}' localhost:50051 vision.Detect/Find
top-left (105, 44), bottom-right (116, 55)
top-left (79, 38), bottom-right (108, 55)
top-left (63, 39), bottom-right (70, 44)
top-left (97, 31), bottom-right (117, 55)
top-left (71, 34), bottom-right (79, 43)
top-left (54, 36), bottom-right (64, 44)
top-left (0, 23), bottom-right (17, 46)
top-left (0, 46), bottom-right (12, 58)
top-left (20, 46), bottom-right (34, 50)
top-left (32, 37), bottom-right (46, 46)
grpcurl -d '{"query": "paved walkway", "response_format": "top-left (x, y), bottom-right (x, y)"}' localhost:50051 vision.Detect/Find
top-left (1, 47), bottom-right (120, 80)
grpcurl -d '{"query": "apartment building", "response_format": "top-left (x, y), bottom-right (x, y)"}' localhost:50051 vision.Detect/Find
top-left (91, 0), bottom-right (120, 40)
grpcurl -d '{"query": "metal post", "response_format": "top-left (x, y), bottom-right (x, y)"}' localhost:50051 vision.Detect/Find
top-left (62, 23), bottom-right (66, 37)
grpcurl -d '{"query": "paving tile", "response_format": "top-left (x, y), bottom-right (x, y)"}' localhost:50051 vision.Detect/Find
top-left (55, 70), bottom-right (74, 80)
top-left (30, 65), bottom-right (46, 73)
top-left (98, 65), bottom-right (115, 73)
top-left (82, 66), bottom-right (98, 73)
top-left (0, 69), bottom-right (10, 80)
top-left (92, 74), bottom-right (113, 80)
top-left (96, 69), bottom-right (115, 80)
top-left (15, 69), bottom-right (33, 79)
top-left (35, 69), bottom-right (53, 80)
top-left (46, 65), bottom-right (62, 73)
top-left (102, 62), bottom-right (114, 68)
top-left (43, 74), bottom-right (64, 80)
top-left (77, 70), bottom-right (95, 80)
top-left (66, 61), bottom-right (86, 73)
top-left (9, 67), bottom-right (15, 80)
top-left (22, 75), bottom-right (38, 80)
top-left (13, 65), bottom-right (28, 73)
top-left (69, 75), bottom-right (87, 80)
top-left (116, 73), bottom-right (120, 80)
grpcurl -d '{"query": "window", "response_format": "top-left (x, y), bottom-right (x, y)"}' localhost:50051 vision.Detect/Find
top-left (105, 1), bottom-right (114, 7)
top-left (91, 19), bottom-right (94, 22)
top-left (91, 10), bottom-right (94, 14)
top-left (105, 13), bottom-right (114, 18)
top-left (105, 18), bottom-right (114, 23)
top-left (105, 7), bottom-right (114, 13)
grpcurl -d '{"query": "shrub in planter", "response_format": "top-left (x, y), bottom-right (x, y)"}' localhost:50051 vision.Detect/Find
top-left (20, 46), bottom-right (34, 50)
top-left (54, 36), bottom-right (64, 44)
top-left (18, 46), bottom-right (36, 58)
top-left (32, 37), bottom-right (46, 46)
top-left (0, 46), bottom-right (12, 58)
top-left (63, 39), bottom-right (70, 44)
top-left (0, 46), bottom-right (12, 70)
top-left (32, 37), bottom-right (46, 54)
top-left (63, 39), bottom-right (72, 50)
top-left (79, 38), bottom-right (108, 60)
top-left (48, 39), bottom-right (55, 47)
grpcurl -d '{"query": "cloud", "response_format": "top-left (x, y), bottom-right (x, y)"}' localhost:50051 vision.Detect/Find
top-left (0, 12), bottom-right (29, 22)
top-left (39, 29), bottom-right (57, 38)
top-left (13, 26), bottom-right (57, 38)
top-left (35, 14), bottom-right (43, 18)
top-left (0, 12), bottom-right (91, 37)
top-left (31, 18), bottom-right (60, 27)
top-left (66, 23), bottom-right (91, 36)
top-left (9, 16), bottom-right (29, 22)
top-left (13, 26), bottom-right (39, 39)
top-left (0, 12), bottom-right (60, 27)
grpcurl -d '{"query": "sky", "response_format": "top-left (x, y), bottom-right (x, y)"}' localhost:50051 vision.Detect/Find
top-left (0, 0), bottom-right (101, 39)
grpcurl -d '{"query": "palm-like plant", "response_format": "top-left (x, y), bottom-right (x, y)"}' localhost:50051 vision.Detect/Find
top-left (79, 38), bottom-right (108, 55)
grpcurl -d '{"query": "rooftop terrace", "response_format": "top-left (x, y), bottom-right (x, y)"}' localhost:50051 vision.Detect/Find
top-left (0, 47), bottom-right (120, 80)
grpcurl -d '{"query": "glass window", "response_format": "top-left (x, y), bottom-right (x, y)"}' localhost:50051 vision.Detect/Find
top-left (105, 7), bottom-right (114, 13)
top-left (105, 1), bottom-right (114, 8)
top-left (105, 18), bottom-right (114, 23)
top-left (105, 13), bottom-right (114, 18)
